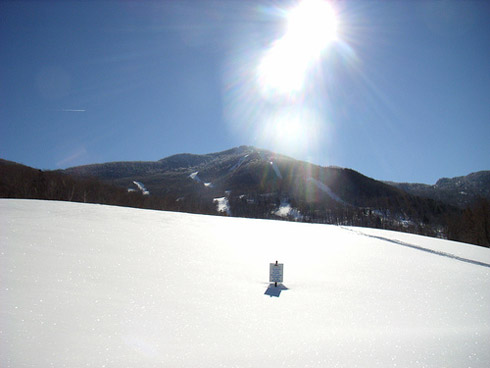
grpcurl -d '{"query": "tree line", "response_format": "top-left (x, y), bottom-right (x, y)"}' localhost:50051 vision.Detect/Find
top-left (1, 160), bottom-right (488, 248)
top-left (446, 198), bottom-right (490, 247)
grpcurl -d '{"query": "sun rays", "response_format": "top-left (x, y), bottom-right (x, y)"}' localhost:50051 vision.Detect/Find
top-left (257, 0), bottom-right (338, 99)
top-left (223, 0), bottom-right (356, 161)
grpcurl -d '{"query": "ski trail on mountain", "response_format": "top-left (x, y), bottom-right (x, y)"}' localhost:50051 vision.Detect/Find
top-left (342, 227), bottom-right (490, 269)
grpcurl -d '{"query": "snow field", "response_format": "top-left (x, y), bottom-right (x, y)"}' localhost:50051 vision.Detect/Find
top-left (1, 199), bottom-right (489, 367)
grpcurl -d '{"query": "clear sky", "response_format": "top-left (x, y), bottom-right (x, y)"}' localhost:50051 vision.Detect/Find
top-left (1, 0), bottom-right (489, 184)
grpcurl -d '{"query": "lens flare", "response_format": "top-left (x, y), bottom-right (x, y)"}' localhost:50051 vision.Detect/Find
top-left (256, 106), bottom-right (325, 158)
top-left (257, 0), bottom-right (338, 99)
top-left (257, 37), bottom-right (308, 98)
top-left (223, 0), bottom-right (348, 162)
top-left (286, 0), bottom-right (338, 51)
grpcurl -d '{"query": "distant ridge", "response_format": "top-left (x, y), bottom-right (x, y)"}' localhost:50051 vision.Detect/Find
top-left (62, 146), bottom-right (458, 240)
top-left (386, 171), bottom-right (490, 208)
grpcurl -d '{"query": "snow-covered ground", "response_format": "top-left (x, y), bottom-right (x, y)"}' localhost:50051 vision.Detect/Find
top-left (1, 199), bottom-right (489, 367)
top-left (132, 181), bottom-right (150, 195)
top-left (213, 197), bottom-right (231, 215)
top-left (189, 171), bottom-right (202, 183)
top-left (229, 154), bottom-right (249, 172)
top-left (274, 201), bottom-right (303, 221)
top-left (190, 172), bottom-right (213, 188)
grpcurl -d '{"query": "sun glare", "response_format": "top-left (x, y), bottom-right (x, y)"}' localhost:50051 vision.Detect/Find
top-left (256, 106), bottom-right (324, 157)
top-left (287, 0), bottom-right (338, 49)
top-left (257, 38), bottom-right (308, 97)
top-left (257, 0), bottom-right (338, 98)
top-left (224, 0), bottom-right (341, 161)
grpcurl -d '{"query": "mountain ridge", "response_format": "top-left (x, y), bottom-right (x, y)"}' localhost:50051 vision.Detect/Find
top-left (385, 170), bottom-right (490, 208)
top-left (61, 146), bottom-right (457, 238)
top-left (62, 146), bottom-right (488, 209)
top-left (2, 146), bottom-right (489, 246)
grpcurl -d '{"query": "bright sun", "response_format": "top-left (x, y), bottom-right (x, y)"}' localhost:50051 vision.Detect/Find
top-left (287, 0), bottom-right (338, 50)
top-left (257, 0), bottom-right (338, 98)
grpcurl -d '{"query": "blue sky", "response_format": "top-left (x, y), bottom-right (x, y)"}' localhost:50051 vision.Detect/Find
top-left (1, 0), bottom-right (489, 184)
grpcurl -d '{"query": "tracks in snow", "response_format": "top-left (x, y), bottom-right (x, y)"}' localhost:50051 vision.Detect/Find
top-left (342, 227), bottom-right (490, 269)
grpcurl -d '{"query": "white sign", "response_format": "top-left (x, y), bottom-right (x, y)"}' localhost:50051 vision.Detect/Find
top-left (269, 263), bottom-right (284, 283)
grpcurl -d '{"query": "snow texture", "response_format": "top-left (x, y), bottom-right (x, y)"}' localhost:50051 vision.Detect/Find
top-left (274, 201), bottom-right (303, 221)
top-left (229, 154), bottom-right (249, 172)
top-left (1, 199), bottom-right (490, 368)
top-left (132, 181), bottom-right (150, 195)
top-left (190, 173), bottom-right (213, 188)
top-left (189, 171), bottom-right (202, 183)
top-left (213, 197), bottom-right (231, 215)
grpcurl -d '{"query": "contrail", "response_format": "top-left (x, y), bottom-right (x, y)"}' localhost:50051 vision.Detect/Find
top-left (49, 108), bottom-right (86, 112)
top-left (59, 108), bottom-right (86, 112)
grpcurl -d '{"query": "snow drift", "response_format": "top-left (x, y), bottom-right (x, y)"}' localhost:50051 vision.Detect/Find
top-left (1, 199), bottom-right (489, 367)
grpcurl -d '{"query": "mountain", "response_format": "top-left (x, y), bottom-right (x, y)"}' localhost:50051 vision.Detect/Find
top-left (386, 171), bottom-right (490, 208)
top-left (62, 146), bottom-right (455, 237)
top-left (2, 199), bottom-right (489, 367)
top-left (0, 158), bottom-right (150, 207)
top-left (3, 147), bottom-right (488, 246)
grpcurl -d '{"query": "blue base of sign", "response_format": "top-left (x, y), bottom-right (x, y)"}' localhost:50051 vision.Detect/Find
top-left (264, 283), bottom-right (288, 298)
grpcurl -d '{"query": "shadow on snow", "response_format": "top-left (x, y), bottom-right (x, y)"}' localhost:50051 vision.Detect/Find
top-left (264, 283), bottom-right (289, 297)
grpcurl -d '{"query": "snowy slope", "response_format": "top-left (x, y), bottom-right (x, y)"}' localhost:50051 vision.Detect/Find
top-left (132, 181), bottom-right (150, 195)
top-left (189, 171), bottom-right (202, 183)
top-left (1, 199), bottom-right (489, 367)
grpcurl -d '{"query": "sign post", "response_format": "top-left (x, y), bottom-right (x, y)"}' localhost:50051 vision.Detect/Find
top-left (269, 260), bottom-right (284, 287)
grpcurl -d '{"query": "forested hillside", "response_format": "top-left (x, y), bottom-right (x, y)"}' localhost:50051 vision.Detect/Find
top-left (1, 153), bottom-right (488, 247)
